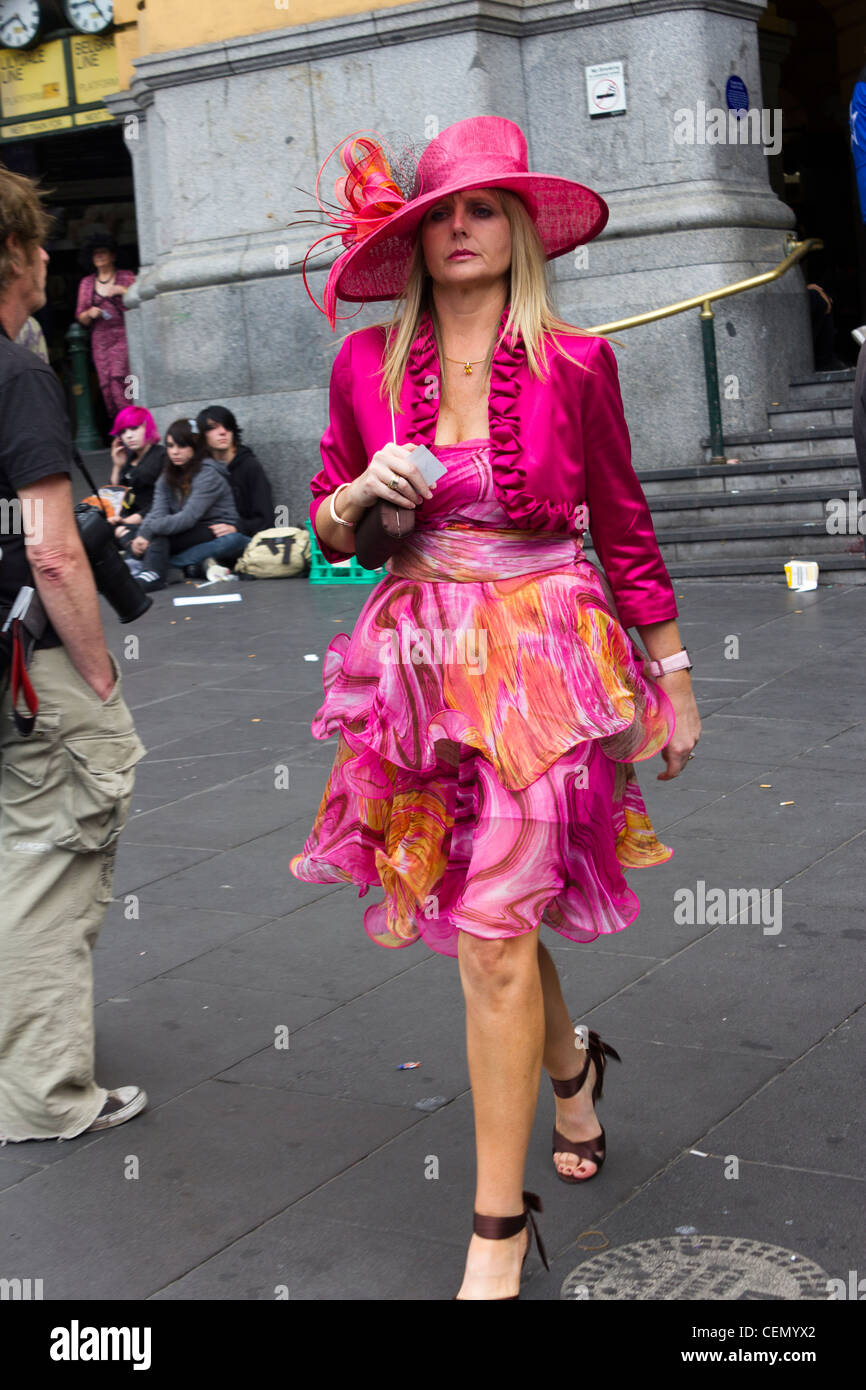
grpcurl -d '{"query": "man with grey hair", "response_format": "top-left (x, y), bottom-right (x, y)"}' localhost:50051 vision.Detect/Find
top-left (0, 163), bottom-right (147, 1141)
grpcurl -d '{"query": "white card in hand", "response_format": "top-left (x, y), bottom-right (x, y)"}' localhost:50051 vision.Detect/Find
top-left (407, 444), bottom-right (447, 485)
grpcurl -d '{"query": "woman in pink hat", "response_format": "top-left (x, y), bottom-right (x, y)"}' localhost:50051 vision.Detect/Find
top-left (290, 116), bottom-right (701, 1300)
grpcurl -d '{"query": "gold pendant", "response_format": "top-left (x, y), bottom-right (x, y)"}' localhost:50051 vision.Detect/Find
top-left (463, 362), bottom-right (472, 375)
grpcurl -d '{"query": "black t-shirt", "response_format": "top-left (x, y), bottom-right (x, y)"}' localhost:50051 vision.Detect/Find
top-left (0, 322), bottom-right (73, 617)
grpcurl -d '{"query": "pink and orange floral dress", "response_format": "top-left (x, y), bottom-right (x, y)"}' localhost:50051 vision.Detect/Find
top-left (290, 427), bottom-right (675, 957)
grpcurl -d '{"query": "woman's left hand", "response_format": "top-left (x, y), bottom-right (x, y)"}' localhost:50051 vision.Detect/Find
top-left (656, 670), bottom-right (701, 780)
top-left (131, 535), bottom-right (149, 557)
top-left (209, 523), bottom-right (236, 537)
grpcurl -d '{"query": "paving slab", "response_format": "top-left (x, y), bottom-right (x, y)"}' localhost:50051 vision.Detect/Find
top-left (0, 1082), bottom-right (419, 1300)
top-left (785, 724), bottom-right (866, 774)
top-left (577, 908), bottom-right (866, 1058)
top-left (91, 901), bottom-right (274, 1002)
top-left (122, 762), bottom-right (333, 850)
top-left (663, 766), bottom-right (866, 849)
top-left (91, 976), bottom-right (338, 1108)
top-left (637, 753), bottom-right (776, 830)
top-left (692, 712), bottom-right (857, 764)
top-left (133, 826), bottom-right (341, 917)
top-left (778, 842), bottom-right (866, 909)
top-left (703, 1007), bottom-right (865, 1179)
top-left (113, 842), bottom-right (220, 895)
top-left (151, 1209), bottom-right (466, 1301)
top-left (593, 834), bottom-right (826, 959)
top-left (166, 889), bottom-right (434, 1001)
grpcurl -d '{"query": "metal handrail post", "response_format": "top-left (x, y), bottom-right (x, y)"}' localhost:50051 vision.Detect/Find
top-left (699, 300), bottom-right (726, 464)
top-left (65, 322), bottom-right (102, 452)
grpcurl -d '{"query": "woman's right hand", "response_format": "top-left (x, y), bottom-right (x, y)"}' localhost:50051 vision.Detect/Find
top-left (345, 443), bottom-right (434, 511)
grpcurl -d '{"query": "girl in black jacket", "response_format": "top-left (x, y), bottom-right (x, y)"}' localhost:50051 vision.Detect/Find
top-left (196, 405), bottom-right (274, 540)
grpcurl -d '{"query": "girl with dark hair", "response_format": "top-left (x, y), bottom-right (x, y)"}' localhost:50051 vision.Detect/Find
top-left (75, 232), bottom-right (136, 419)
top-left (196, 404), bottom-right (274, 541)
top-left (129, 418), bottom-right (251, 591)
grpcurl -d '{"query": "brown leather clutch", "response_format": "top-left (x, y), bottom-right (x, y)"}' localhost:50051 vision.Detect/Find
top-left (354, 500), bottom-right (416, 570)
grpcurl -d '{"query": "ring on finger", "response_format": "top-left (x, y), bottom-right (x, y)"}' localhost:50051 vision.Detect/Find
top-left (389, 476), bottom-right (404, 491)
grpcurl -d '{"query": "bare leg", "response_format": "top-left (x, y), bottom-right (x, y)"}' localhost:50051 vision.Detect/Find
top-left (455, 926), bottom-right (544, 1300)
top-left (538, 940), bottom-right (603, 1179)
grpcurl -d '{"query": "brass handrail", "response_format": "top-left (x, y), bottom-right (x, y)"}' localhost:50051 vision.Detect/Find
top-left (586, 236), bottom-right (823, 463)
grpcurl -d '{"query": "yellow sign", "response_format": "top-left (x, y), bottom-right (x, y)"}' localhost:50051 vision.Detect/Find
top-left (74, 108), bottom-right (114, 127)
top-left (0, 41), bottom-right (69, 120)
top-left (1, 115), bottom-right (74, 139)
top-left (71, 35), bottom-right (118, 106)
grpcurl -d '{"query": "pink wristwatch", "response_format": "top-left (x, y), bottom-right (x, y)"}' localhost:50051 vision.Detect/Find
top-left (644, 648), bottom-right (692, 678)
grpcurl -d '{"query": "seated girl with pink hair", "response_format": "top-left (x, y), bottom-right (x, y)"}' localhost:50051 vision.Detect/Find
top-left (108, 405), bottom-right (166, 544)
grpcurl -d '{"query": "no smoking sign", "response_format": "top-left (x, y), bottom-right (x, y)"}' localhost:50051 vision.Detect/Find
top-left (585, 61), bottom-right (627, 118)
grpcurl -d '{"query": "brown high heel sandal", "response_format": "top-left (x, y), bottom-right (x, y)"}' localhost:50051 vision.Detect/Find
top-left (454, 1191), bottom-right (551, 1300)
top-left (550, 1028), bottom-right (622, 1184)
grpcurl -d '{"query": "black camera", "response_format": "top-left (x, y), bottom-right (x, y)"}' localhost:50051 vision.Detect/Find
top-left (74, 502), bottom-right (152, 623)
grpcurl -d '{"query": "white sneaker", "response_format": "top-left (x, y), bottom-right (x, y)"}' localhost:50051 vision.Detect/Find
top-left (204, 558), bottom-right (235, 583)
top-left (85, 1086), bottom-right (148, 1132)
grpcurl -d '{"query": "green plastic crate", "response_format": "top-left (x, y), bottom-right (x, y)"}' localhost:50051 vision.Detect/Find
top-left (305, 520), bottom-right (387, 585)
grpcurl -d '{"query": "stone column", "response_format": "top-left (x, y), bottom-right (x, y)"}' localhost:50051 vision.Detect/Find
top-left (105, 0), bottom-right (806, 519)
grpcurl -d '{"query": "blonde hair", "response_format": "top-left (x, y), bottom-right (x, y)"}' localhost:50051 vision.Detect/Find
top-left (0, 163), bottom-right (53, 295)
top-left (366, 188), bottom-right (623, 413)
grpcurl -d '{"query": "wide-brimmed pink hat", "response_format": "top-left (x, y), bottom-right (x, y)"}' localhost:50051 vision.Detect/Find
top-left (297, 116), bottom-right (609, 327)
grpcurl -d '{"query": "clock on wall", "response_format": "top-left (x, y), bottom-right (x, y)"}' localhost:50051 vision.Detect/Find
top-left (0, 0), bottom-right (45, 48)
top-left (62, 0), bottom-right (113, 34)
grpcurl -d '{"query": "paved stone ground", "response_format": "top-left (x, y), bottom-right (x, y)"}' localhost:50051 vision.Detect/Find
top-left (1, 455), bottom-right (864, 1300)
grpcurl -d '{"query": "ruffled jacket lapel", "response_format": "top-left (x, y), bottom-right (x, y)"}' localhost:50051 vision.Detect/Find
top-left (400, 307), bottom-right (581, 536)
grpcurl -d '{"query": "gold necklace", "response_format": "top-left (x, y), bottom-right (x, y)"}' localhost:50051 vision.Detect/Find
top-left (444, 355), bottom-right (488, 376)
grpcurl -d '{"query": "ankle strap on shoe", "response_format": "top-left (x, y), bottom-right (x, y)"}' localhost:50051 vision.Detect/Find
top-left (550, 1052), bottom-right (592, 1098)
top-left (473, 1191), bottom-right (551, 1271)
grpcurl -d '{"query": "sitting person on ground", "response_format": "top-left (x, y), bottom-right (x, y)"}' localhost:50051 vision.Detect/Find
top-left (128, 418), bottom-right (250, 591)
top-left (108, 405), bottom-right (166, 546)
top-left (196, 405), bottom-right (274, 552)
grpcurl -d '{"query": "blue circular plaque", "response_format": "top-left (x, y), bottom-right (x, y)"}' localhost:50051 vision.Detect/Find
top-left (726, 75), bottom-right (749, 112)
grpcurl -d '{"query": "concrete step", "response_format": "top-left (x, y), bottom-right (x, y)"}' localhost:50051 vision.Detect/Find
top-left (766, 402), bottom-right (853, 431)
top-left (639, 455), bottom-right (860, 497)
top-left (650, 484), bottom-right (852, 528)
top-left (660, 552), bottom-right (866, 585)
top-left (656, 527), bottom-right (863, 561)
top-left (700, 425), bottom-right (854, 463)
top-left (786, 368), bottom-right (856, 404)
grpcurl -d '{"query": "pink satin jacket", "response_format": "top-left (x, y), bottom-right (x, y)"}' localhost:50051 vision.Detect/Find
top-left (310, 307), bottom-right (678, 629)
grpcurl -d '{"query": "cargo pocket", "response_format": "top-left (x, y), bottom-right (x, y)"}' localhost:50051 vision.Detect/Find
top-left (55, 728), bottom-right (146, 853)
top-left (1, 710), bottom-right (62, 805)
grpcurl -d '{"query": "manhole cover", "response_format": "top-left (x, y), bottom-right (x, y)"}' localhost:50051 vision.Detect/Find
top-left (561, 1236), bottom-right (830, 1300)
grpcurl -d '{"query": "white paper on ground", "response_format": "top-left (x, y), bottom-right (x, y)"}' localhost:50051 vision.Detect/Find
top-left (172, 594), bottom-right (243, 606)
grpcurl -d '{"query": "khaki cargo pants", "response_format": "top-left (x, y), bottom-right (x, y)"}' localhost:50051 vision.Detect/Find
top-left (0, 646), bottom-right (145, 1141)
